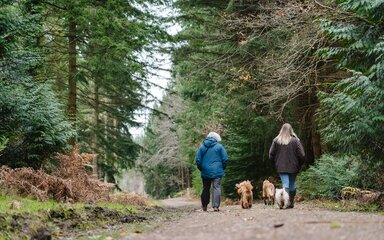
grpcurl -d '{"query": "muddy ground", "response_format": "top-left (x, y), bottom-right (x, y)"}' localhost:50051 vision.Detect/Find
top-left (0, 205), bottom-right (148, 240)
top-left (124, 198), bottom-right (384, 240)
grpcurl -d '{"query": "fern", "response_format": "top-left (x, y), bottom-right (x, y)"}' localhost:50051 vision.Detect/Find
top-left (317, 0), bottom-right (384, 190)
top-left (0, 137), bottom-right (8, 154)
top-left (297, 155), bottom-right (361, 199)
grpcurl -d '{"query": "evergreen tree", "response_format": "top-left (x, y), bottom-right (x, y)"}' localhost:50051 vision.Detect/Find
top-left (1, 0), bottom-right (172, 178)
top-left (173, 0), bottom-right (282, 197)
top-left (30, 0), bottom-right (171, 179)
top-left (0, 0), bottom-right (73, 167)
top-left (172, 0), bottom-right (340, 197)
top-left (317, 0), bottom-right (384, 190)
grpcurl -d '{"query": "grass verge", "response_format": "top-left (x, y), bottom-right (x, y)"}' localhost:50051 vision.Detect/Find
top-left (0, 194), bottom-right (160, 240)
top-left (306, 199), bottom-right (384, 214)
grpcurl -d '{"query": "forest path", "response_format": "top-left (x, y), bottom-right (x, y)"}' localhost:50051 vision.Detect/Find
top-left (125, 198), bottom-right (384, 240)
top-left (158, 197), bottom-right (201, 209)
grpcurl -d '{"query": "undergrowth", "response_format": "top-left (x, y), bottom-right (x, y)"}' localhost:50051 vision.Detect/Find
top-left (308, 199), bottom-right (384, 214)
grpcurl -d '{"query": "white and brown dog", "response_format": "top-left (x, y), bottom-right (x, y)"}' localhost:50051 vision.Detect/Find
top-left (275, 188), bottom-right (289, 209)
top-left (262, 179), bottom-right (275, 205)
top-left (235, 180), bottom-right (253, 209)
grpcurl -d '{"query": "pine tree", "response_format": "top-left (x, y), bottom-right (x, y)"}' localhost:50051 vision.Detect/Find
top-left (31, 0), bottom-right (170, 179)
top-left (295, 0), bottom-right (384, 194)
top-left (172, 0), bottom-right (284, 197)
top-left (0, 0), bottom-right (73, 167)
top-left (318, 0), bottom-right (384, 186)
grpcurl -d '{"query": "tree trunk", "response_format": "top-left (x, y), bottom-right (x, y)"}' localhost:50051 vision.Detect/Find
top-left (68, 20), bottom-right (77, 145)
top-left (92, 81), bottom-right (99, 178)
top-left (181, 166), bottom-right (184, 189)
top-left (311, 114), bottom-right (322, 161)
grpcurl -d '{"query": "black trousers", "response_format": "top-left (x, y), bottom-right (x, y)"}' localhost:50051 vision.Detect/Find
top-left (201, 178), bottom-right (221, 208)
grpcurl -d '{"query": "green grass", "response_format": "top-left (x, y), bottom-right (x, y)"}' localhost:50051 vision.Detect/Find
top-left (0, 194), bottom-right (62, 214)
top-left (96, 202), bottom-right (137, 213)
top-left (308, 199), bottom-right (384, 214)
top-left (0, 194), bottom-right (136, 215)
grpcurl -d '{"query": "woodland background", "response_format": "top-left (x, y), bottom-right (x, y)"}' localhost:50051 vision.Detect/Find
top-left (1, 0), bottom-right (383, 202)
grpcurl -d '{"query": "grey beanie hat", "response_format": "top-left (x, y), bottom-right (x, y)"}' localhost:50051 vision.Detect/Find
top-left (207, 132), bottom-right (221, 142)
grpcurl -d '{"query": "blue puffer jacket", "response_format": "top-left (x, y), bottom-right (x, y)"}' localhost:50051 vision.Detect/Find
top-left (195, 137), bottom-right (229, 179)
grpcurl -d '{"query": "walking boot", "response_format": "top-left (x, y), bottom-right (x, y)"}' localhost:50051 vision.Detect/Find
top-left (288, 190), bottom-right (296, 208)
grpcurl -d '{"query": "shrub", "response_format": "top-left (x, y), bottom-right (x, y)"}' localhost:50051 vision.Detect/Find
top-left (0, 81), bottom-right (74, 168)
top-left (297, 154), bottom-right (360, 199)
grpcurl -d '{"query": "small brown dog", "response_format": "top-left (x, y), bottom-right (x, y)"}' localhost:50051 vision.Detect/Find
top-left (262, 179), bottom-right (275, 205)
top-left (235, 180), bottom-right (253, 209)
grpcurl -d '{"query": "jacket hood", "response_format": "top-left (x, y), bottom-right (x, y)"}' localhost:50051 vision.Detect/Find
top-left (207, 132), bottom-right (221, 142)
top-left (203, 138), bottom-right (218, 148)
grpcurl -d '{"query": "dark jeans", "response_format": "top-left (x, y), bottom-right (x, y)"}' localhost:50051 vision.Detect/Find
top-left (201, 178), bottom-right (221, 208)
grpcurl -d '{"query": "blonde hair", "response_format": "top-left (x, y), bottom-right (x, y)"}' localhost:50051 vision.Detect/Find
top-left (274, 123), bottom-right (298, 145)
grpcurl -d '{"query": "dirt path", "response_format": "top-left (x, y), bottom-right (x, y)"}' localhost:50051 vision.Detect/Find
top-left (158, 197), bottom-right (201, 209)
top-left (125, 198), bottom-right (384, 240)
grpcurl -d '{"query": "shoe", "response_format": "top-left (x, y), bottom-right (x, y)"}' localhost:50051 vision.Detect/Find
top-left (202, 206), bottom-right (207, 211)
top-left (213, 207), bottom-right (219, 212)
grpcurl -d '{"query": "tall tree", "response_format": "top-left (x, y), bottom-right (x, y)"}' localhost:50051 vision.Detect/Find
top-left (34, 0), bottom-right (171, 179)
top-left (171, 0), bottom-right (345, 197)
top-left (172, 0), bottom-right (281, 196)
top-left (67, 8), bottom-right (77, 145)
top-left (0, 0), bottom-right (73, 167)
top-left (317, 0), bottom-right (384, 189)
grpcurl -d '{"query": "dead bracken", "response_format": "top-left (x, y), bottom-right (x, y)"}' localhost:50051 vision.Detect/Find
top-left (0, 145), bottom-right (114, 203)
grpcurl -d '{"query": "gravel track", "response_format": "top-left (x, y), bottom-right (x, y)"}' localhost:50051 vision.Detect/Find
top-left (125, 198), bottom-right (384, 240)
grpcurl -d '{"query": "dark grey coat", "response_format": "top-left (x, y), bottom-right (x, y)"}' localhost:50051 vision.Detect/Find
top-left (269, 137), bottom-right (305, 173)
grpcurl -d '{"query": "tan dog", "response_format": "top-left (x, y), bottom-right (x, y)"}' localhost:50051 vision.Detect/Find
top-left (235, 180), bottom-right (253, 209)
top-left (262, 179), bottom-right (275, 205)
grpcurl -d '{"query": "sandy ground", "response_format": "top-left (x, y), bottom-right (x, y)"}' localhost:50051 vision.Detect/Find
top-left (124, 197), bottom-right (384, 240)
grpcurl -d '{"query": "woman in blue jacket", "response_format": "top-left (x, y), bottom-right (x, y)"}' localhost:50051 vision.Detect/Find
top-left (195, 132), bottom-right (229, 211)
